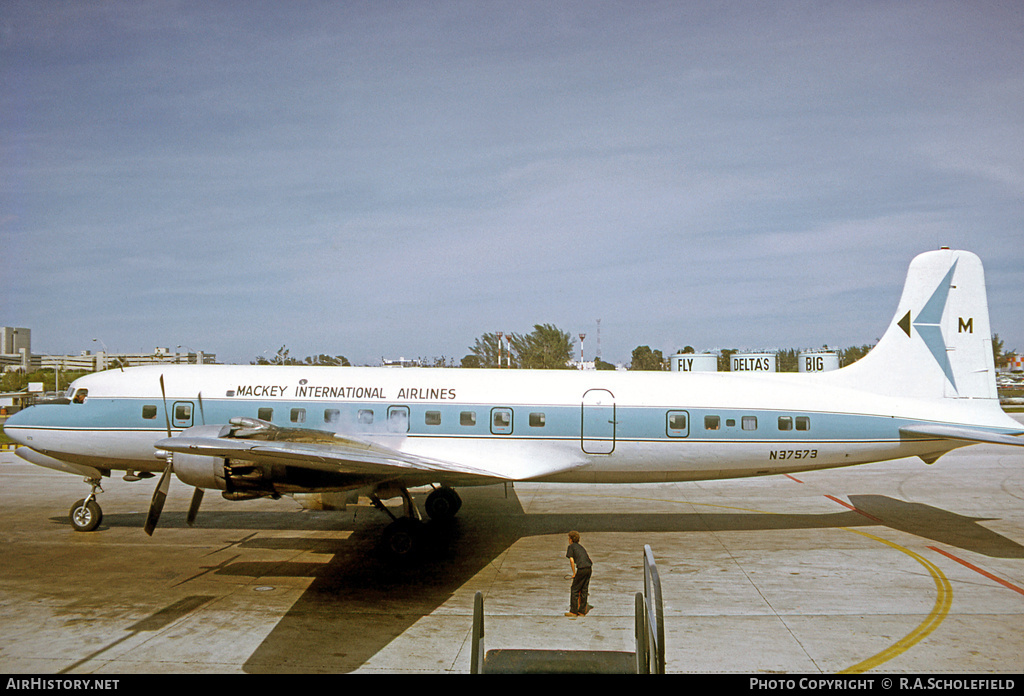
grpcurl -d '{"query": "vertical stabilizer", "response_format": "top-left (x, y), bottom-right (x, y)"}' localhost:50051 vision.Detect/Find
top-left (827, 249), bottom-right (997, 401)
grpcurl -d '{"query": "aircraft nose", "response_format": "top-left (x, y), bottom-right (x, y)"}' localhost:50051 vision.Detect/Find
top-left (3, 407), bottom-right (37, 447)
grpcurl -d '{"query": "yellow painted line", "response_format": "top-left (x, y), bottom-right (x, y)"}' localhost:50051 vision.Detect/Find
top-left (555, 490), bottom-right (954, 674)
top-left (837, 529), bottom-right (952, 674)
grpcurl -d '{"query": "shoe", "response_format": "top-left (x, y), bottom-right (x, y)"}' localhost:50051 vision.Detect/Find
top-left (564, 612), bottom-right (579, 618)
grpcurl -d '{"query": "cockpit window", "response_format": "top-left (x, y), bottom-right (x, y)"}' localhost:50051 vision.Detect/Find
top-left (72, 389), bottom-right (88, 404)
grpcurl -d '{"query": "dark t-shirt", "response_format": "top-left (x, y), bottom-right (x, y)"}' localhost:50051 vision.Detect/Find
top-left (566, 542), bottom-right (592, 569)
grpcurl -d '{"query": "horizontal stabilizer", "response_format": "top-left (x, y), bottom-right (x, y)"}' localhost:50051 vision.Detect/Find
top-left (900, 424), bottom-right (1024, 447)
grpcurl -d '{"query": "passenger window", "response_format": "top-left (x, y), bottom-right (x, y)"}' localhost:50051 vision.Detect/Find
top-left (425, 411), bottom-right (441, 426)
top-left (290, 408), bottom-right (306, 424)
top-left (796, 417), bottom-right (810, 431)
top-left (529, 412), bottom-right (546, 427)
top-left (726, 419), bottom-right (736, 428)
top-left (324, 409), bottom-right (340, 424)
top-left (258, 407), bottom-right (274, 421)
top-left (460, 411), bottom-right (477, 426)
top-left (358, 409), bottom-right (374, 425)
top-left (778, 416), bottom-right (793, 431)
top-left (142, 405), bottom-right (158, 419)
top-left (704, 415), bottom-right (720, 430)
top-left (742, 416), bottom-right (758, 431)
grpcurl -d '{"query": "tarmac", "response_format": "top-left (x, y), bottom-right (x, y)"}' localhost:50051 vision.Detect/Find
top-left (1, 421), bottom-right (1022, 675)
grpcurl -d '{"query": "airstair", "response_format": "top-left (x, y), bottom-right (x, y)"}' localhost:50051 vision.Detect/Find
top-left (470, 545), bottom-right (665, 674)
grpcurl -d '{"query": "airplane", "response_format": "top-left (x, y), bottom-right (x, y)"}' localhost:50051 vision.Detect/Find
top-left (4, 248), bottom-right (1023, 559)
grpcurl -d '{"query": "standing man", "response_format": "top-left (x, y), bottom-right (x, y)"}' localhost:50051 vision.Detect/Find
top-left (565, 531), bottom-right (593, 617)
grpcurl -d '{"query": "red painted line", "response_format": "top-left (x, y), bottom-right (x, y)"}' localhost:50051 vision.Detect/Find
top-left (927, 546), bottom-right (1024, 597)
top-left (824, 494), bottom-right (884, 523)
top-left (785, 474), bottom-right (804, 483)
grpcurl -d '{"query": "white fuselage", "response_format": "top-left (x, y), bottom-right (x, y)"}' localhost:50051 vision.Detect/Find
top-left (7, 363), bottom-right (1017, 487)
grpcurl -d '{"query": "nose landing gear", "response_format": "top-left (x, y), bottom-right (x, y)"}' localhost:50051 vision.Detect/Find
top-left (69, 478), bottom-right (104, 532)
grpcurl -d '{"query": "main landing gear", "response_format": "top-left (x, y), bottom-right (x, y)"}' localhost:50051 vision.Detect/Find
top-left (370, 485), bottom-right (463, 562)
top-left (69, 478), bottom-right (104, 532)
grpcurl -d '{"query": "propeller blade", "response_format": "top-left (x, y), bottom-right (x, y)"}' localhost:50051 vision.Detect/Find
top-left (159, 374), bottom-right (172, 437)
top-left (197, 392), bottom-right (205, 425)
top-left (186, 488), bottom-right (204, 527)
top-left (144, 463), bottom-right (173, 536)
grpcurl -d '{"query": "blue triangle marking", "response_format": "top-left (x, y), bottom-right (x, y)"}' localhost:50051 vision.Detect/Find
top-left (912, 260), bottom-right (958, 390)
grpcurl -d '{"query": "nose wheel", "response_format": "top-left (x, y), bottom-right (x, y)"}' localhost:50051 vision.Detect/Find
top-left (69, 479), bottom-right (104, 532)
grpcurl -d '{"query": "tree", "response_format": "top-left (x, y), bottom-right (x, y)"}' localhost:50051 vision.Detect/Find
top-left (839, 345), bottom-right (873, 367)
top-left (776, 348), bottom-right (798, 372)
top-left (467, 332), bottom-right (507, 368)
top-left (630, 345), bottom-right (665, 371)
top-left (252, 346), bottom-right (349, 366)
top-left (510, 324), bottom-right (575, 369)
top-left (304, 354), bottom-right (351, 366)
top-left (717, 349), bottom-right (737, 372)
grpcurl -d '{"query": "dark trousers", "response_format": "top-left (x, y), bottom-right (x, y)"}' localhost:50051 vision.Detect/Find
top-left (569, 567), bottom-right (592, 614)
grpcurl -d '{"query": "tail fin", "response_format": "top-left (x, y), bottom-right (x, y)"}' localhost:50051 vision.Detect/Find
top-left (828, 249), bottom-right (997, 401)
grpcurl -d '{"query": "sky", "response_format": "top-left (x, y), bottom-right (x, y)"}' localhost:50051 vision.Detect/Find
top-left (2, 1), bottom-right (1022, 367)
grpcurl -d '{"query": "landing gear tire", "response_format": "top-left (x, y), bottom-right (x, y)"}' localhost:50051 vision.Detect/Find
top-left (70, 498), bottom-right (102, 532)
top-left (425, 486), bottom-right (462, 521)
top-left (381, 518), bottom-right (425, 562)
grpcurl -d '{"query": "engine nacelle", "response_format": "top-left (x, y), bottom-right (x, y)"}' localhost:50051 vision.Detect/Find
top-left (171, 424), bottom-right (233, 490)
top-left (173, 452), bottom-right (227, 490)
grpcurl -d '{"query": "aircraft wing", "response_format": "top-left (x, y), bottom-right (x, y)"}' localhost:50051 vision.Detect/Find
top-left (900, 424), bottom-right (1024, 447)
top-left (155, 417), bottom-right (581, 483)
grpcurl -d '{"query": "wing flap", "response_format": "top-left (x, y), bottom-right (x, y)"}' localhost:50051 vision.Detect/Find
top-left (156, 432), bottom-right (585, 482)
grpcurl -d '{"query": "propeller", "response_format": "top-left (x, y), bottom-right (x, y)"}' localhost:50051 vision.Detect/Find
top-left (144, 376), bottom-right (207, 535)
top-left (144, 375), bottom-right (174, 535)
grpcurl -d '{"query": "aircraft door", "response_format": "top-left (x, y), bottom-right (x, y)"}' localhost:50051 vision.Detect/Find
top-left (581, 388), bottom-right (616, 454)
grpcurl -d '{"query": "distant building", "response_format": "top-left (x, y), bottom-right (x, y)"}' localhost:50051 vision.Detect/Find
top-left (1, 328), bottom-right (215, 372)
top-left (381, 357), bottom-right (421, 367)
top-left (0, 327), bottom-right (32, 372)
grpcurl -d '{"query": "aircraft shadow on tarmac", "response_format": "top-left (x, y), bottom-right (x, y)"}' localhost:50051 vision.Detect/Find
top-left (61, 485), bottom-right (1024, 673)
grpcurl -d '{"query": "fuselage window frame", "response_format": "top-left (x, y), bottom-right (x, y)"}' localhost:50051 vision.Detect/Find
top-left (387, 406), bottom-right (410, 433)
top-left (666, 410), bottom-right (690, 438)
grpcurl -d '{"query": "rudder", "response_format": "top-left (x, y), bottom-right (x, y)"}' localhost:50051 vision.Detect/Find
top-left (827, 249), bottom-right (997, 401)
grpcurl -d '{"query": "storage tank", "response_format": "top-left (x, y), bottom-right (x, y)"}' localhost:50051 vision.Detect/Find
top-left (798, 351), bottom-right (840, 373)
top-left (669, 353), bottom-right (718, 372)
top-left (730, 352), bottom-right (776, 373)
